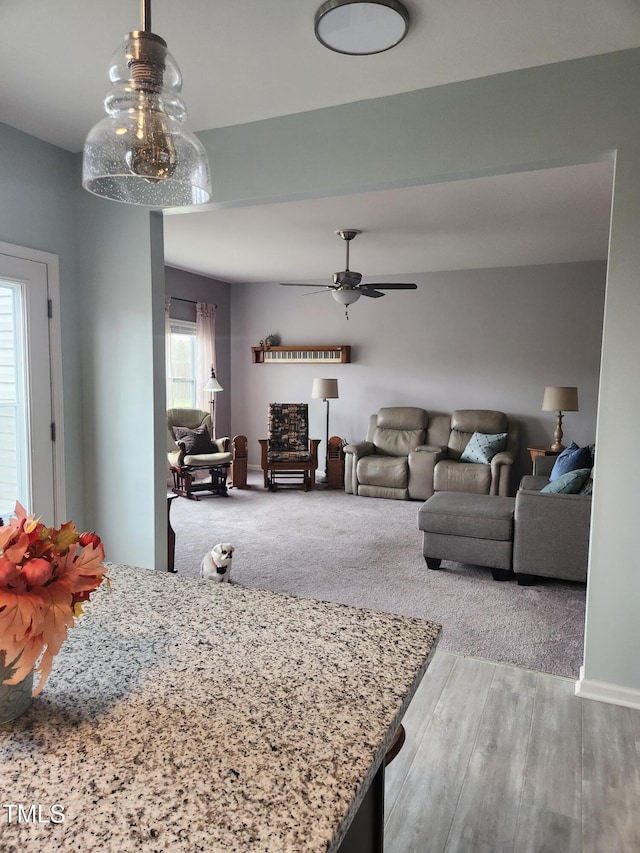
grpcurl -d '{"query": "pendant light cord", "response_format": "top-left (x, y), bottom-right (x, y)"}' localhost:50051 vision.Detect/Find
top-left (141, 0), bottom-right (151, 32)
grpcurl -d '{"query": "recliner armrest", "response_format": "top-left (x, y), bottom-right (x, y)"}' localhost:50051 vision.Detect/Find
top-left (343, 441), bottom-right (375, 458)
top-left (519, 475), bottom-right (549, 491)
top-left (413, 444), bottom-right (447, 454)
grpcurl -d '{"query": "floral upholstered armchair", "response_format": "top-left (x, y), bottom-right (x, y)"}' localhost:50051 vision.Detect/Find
top-left (259, 403), bottom-right (320, 491)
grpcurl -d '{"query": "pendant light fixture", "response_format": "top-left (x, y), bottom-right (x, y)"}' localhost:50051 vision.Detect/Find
top-left (314, 0), bottom-right (410, 55)
top-left (82, 0), bottom-right (211, 207)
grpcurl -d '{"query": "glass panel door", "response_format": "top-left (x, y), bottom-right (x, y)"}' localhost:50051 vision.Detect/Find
top-left (0, 253), bottom-right (54, 524)
top-left (0, 282), bottom-right (28, 517)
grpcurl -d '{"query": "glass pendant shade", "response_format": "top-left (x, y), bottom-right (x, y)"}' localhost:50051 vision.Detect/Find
top-left (332, 289), bottom-right (361, 305)
top-left (82, 30), bottom-right (211, 207)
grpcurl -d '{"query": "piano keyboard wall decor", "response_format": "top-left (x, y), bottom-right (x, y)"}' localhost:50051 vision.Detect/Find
top-left (252, 346), bottom-right (351, 364)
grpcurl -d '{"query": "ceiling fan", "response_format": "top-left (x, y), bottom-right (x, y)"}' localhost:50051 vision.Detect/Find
top-left (279, 229), bottom-right (417, 318)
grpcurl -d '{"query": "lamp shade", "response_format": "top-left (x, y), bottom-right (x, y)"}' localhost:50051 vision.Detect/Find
top-left (542, 386), bottom-right (579, 412)
top-left (312, 378), bottom-right (339, 399)
top-left (204, 368), bottom-right (223, 393)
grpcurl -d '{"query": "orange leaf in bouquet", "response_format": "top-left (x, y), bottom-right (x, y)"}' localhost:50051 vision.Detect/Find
top-left (0, 587), bottom-right (46, 683)
top-left (29, 582), bottom-right (77, 695)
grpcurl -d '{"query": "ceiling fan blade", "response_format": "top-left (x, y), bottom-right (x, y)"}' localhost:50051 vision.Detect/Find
top-left (279, 282), bottom-right (331, 288)
top-left (362, 283), bottom-right (417, 290)
top-left (359, 288), bottom-right (385, 298)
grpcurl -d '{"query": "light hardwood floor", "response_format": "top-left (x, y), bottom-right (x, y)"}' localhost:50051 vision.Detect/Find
top-left (385, 650), bottom-right (640, 853)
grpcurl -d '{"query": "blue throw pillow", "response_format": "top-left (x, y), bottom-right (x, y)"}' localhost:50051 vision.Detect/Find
top-left (460, 431), bottom-right (507, 464)
top-left (541, 468), bottom-right (590, 494)
top-left (550, 442), bottom-right (593, 480)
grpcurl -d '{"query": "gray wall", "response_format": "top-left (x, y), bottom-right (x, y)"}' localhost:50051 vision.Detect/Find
top-left (165, 266), bottom-right (232, 439)
top-left (231, 261), bottom-right (605, 488)
top-left (74, 191), bottom-right (167, 570)
top-left (0, 123), bottom-right (83, 521)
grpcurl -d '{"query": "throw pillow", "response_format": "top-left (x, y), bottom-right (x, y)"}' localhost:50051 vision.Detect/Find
top-left (172, 424), bottom-right (216, 455)
top-left (541, 468), bottom-right (590, 494)
top-left (459, 431), bottom-right (507, 464)
top-left (550, 442), bottom-right (593, 480)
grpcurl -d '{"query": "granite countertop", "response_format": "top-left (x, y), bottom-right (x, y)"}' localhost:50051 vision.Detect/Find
top-left (0, 564), bottom-right (440, 852)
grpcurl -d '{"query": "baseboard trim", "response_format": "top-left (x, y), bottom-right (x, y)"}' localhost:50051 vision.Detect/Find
top-left (575, 666), bottom-right (640, 709)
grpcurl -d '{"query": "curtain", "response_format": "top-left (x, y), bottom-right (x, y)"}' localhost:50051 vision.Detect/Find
top-left (165, 297), bottom-right (175, 409)
top-left (196, 301), bottom-right (217, 429)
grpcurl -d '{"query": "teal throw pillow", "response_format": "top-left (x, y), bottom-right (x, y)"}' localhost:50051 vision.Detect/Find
top-left (460, 431), bottom-right (507, 464)
top-left (550, 442), bottom-right (593, 480)
top-left (541, 468), bottom-right (590, 494)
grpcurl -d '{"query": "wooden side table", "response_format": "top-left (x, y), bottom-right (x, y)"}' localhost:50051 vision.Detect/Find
top-left (229, 434), bottom-right (248, 489)
top-left (167, 493), bottom-right (178, 573)
top-left (527, 446), bottom-right (560, 466)
top-left (326, 436), bottom-right (346, 489)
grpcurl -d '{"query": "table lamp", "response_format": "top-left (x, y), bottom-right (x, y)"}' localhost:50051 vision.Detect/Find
top-left (542, 386), bottom-right (578, 452)
top-left (312, 378), bottom-right (339, 480)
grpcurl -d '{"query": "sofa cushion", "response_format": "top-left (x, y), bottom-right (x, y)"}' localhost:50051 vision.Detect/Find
top-left (172, 424), bottom-right (217, 455)
top-left (447, 410), bottom-right (508, 459)
top-left (459, 431), bottom-right (507, 464)
top-left (434, 459), bottom-right (492, 494)
top-left (373, 426), bottom-right (426, 457)
top-left (541, 468), bottom-right (591, 494)
top-left (357, 455), bottom-right (409, 489)
top-left (550, 442), bottom-right (593, 480)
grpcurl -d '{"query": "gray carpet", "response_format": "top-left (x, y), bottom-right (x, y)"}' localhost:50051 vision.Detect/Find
top-left (170, 474), bottom-right (585, 679)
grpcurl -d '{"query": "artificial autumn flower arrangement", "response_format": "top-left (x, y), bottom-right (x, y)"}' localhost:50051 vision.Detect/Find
top-left (0, 502), bottom-right (107, 695)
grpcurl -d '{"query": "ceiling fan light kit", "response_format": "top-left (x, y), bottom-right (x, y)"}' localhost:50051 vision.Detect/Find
top-left (280, 229), bottom-right (417, 319)
top-left (314, 0), bottom-right (410, 55)
top-left (82, 0), bottom-right (211, 207)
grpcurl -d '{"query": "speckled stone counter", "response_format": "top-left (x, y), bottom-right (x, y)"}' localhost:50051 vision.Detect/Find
top-left (0, 564), bottom-right (440, 852)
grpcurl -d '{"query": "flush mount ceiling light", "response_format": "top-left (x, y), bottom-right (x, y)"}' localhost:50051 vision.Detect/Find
top-left (314, 0), bottom-right (410, 55)
top-left (82, 0), bottom-right (211, 207)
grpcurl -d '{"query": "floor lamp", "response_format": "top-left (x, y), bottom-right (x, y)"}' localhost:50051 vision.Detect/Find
top-left (312, 378), bottom-right (339, 482)
top-left (204, 366), bottom-right (223, 438)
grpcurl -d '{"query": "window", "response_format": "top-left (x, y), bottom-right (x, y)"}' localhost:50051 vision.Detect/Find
top-left (167, 320), bottom-right (197, 408)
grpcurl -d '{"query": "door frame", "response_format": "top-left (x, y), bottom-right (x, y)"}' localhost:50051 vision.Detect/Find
top-left (0, 240), bottom-right (65, 525)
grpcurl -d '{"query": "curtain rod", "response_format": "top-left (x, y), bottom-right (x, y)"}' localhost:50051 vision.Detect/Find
top-left (171, 296), bottom-right (218, 309)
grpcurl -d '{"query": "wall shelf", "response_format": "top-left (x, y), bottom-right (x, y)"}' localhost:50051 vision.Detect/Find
top-left (251, 345), bottom-right (351, 364)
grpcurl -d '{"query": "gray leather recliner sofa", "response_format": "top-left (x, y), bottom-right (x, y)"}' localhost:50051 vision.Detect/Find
top-left (344, 407), bottom-right (518, 501)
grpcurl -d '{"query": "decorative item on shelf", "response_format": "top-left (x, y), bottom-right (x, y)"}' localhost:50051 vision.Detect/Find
top-left (204, 366), bottom-right (223, 438)
top-left (0, 503), bottom-right (107, 722)
top-left (312, 378), bottom-right (339, 483)
top-left (264, 334), bottom-right (281, 350)
top-left (314, 0), bottom-right (410, 55)
top-left (542, 386), bottom-right (579, 452)
top-left (82, 0), bottom-right (211, 207)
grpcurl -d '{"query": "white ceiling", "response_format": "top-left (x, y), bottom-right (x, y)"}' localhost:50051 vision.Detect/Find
top-left (1, 0), bottom-right (632, 279)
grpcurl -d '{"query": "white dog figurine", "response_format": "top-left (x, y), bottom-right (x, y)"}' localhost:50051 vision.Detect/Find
top-left (200, 543), bottom-right (234, 582)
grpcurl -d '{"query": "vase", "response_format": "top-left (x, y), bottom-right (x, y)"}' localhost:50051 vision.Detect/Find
top-left (0, 669), bottom-right (34, 724)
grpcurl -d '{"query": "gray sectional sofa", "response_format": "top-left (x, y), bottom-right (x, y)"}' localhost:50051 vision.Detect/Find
top-left (513, 455), bottom-right (592, 583)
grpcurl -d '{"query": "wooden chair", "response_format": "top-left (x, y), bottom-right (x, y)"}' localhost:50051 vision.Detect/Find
top-left (259, 403), bottom-right (320, 491)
